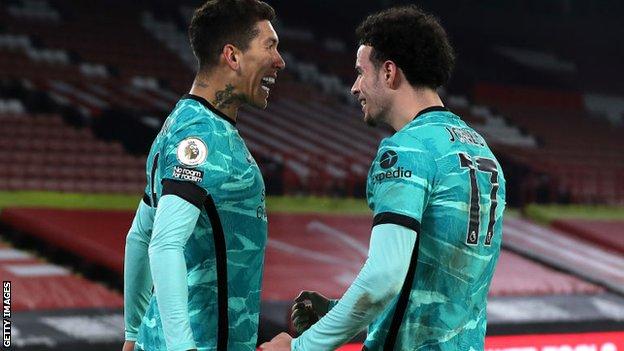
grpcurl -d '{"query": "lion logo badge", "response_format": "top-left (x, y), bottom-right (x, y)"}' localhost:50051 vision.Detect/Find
top-left (185, 141), bottom-right (200, 161)
top-left (176, 137), bottom-right (207, 167)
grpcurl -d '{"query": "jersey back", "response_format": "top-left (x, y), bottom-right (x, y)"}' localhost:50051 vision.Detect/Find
top-left (364, 108), bottom-right (506, 350)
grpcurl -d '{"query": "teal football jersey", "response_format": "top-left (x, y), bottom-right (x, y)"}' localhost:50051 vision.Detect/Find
top-left (136, 94), bottom-right (267, 351)
top-left (364, 107), bottom-right (506, 350)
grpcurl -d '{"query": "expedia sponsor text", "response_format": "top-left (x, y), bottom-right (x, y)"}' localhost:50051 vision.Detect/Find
top-left (374, 167), bottom-right (413, 183)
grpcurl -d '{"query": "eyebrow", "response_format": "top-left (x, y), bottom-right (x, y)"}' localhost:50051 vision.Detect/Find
top-left (265, 37), bottom-right (278, 45)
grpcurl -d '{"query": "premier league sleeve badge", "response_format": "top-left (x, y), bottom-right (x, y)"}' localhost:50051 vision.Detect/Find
top-left (176, 137), bottom-right (208, 167)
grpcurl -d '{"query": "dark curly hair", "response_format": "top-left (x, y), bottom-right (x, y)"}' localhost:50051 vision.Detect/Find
top-left (356, 5), bottom-right (455, 89)
top-left (189, 0), bottom-right (275, 72)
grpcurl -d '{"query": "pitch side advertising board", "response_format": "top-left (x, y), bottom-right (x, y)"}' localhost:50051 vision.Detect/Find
top-left (330, 331), bottom-right (624, 351)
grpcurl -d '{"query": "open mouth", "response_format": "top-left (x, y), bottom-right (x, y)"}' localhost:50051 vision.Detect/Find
top-left (260, 76), bottom-right (276, 93)
top-left (359, 98), bottom-right (366, 110)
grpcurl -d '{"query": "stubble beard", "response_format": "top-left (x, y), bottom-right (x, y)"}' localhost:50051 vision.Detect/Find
top-left (365, 113), bottom-right (378, 127)
top-left (364, 75), bottom-right (387, 128)
top-left (365, 100), bottom-right (390, 128)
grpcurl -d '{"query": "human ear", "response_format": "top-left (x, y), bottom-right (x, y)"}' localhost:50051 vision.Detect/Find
top-left (223, 44), bottom-right (241, 70)
top-left (383, 61), bottom-right (399, 89)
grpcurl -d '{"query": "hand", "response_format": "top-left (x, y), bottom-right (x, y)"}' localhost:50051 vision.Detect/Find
top-left (290, 291), bottom-right (330, 334)
top-left (122, 341), bottom-right (135, 351)
top-left (259, 332), bottom-right (292, 350)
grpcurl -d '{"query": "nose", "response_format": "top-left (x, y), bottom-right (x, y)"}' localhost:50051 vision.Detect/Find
top-left (275, 51), bottom-right (286, 70)
top-left (351, 77), bottom-right (360, 96)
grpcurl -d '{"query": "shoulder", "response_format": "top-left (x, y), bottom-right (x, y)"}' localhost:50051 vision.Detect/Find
top-left (378, 128), bottom-right (432, 160)
top-left (370, 134), bottom-right (437, 179)
top-left (370, 127), bottom-right (439, 178)
top-left (164, 102), bottom-right (233, 148)
top-left (403, 120), bottom-right (452, 148)
top-left (168, 100), bottom-right (220, 134)
top-left (161, 104), bottom-right (233, 165)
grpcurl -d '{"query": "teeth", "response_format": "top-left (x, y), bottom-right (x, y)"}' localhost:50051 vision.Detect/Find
top-left (261, 77), bottom-right (275, 85)
top-left (360, 100), bottom-right (366, 106)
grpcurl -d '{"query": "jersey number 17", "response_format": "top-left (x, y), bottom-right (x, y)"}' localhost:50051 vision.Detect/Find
top-left (458, 153), bottom-right (500, 247)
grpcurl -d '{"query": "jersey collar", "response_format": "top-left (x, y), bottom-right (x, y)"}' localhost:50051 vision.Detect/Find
top-left (182, 93), bottom-right (237, 127)
top-left (413, 106), bottom-right (449, 119)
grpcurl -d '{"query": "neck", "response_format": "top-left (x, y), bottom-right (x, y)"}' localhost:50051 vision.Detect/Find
top-left (386, 87), bottom-right (444, 131)
top-left (189, 72), bottom-right (242, 121)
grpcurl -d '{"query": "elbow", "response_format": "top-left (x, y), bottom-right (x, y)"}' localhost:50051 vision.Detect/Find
top-left (378, 265), bottom-right (406, 299)
top-left (386, 271), bottom-right (406, 297)
top-left (359, 266), bottom-right (406, 312)
top-left (353, 287), bottom-right (396, 316)
top-left (147, 240), bottom-right (183, 257)
top-left (126, 230), bottom-right (140, 246)
top-left (148, 228), bottom-right (186, 256)
top-left (147, 242), bottom-right (157, 257)
top-left (373, 260), bottom-right (409, 294)
top-left (126, 227), bottom-right (150, 247)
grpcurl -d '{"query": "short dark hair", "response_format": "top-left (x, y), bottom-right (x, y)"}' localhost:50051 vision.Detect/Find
top-left (356, 5), bottom-right (455, 89)
top-left (189, 0), bottom-right (275, 71)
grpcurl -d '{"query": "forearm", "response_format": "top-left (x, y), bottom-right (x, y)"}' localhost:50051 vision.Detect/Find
top-left (292, 224), bottom-right (416, 351)
top-left (124, 200), bottom-right (155, 340)
top-left (292, 269), bottom-right (381, 350)
top-left (149, 194), bottom-right (201, 351)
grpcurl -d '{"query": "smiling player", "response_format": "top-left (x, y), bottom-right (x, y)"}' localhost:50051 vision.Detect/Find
top-left (261, 5), bottom-right (505, 351)
top-left (122, 1), bottom-right (285, 351)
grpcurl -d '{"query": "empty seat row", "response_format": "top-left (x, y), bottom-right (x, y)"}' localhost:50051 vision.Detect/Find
top-left (0, 178), bottom-right (144, 193)
top-left (0, 165), bottom-right (144, 182)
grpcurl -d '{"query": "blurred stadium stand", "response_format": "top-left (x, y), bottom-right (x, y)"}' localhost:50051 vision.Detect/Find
top-left (1, 0), bottom-right (624, 350)
top-left (0, 0), bottom-right (622, 204)
top-left (0, 112), bottom-right (145, 193)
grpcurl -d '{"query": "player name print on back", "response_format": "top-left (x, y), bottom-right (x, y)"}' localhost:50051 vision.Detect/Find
top-left (445, 126), bottom-right (485, 147)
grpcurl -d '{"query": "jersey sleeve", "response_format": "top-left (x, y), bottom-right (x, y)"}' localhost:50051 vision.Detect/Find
top-left (161, 119), bottom-right (232, 203)
top-left (148, 194), bottom-right (201, 351)
top-left (367, 138), bottom-right (436, 232)
top-left (123, 198), bottom-right (155, 341)
top-left (291, 224), bottom-right (416, 351)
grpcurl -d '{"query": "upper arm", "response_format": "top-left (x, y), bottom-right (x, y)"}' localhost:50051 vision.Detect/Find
top-left (126, 199), bottom-right (155, 244)
top-left (366, 224), bottom-right (417, 294)
top-left (160, 120), bottom-right (231, 206)
top-left (368, 138), bottom-right (436, 232)
top-left (149, 195), bottom-right (201, 251)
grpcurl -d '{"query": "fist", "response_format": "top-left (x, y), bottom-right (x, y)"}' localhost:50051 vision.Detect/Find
top-left (291, 301), bottom-right (320, 334)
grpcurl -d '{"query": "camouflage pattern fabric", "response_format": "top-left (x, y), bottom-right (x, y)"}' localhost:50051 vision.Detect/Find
top-left (364, 107), bottom-right (506, 350)
top-left (136, 95), bottom-right (267, 351)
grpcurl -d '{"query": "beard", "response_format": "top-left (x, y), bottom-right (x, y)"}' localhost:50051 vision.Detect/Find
top-left (364, 101), bottom-right (389, 128)
top-left (365, 115), bottom-right (378, 127)
top-left (363, 77), bottom-right (388, 127)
